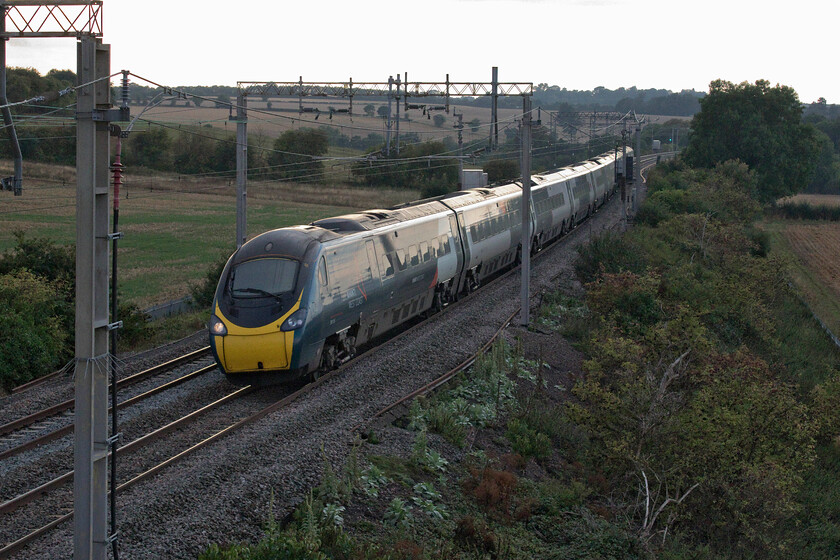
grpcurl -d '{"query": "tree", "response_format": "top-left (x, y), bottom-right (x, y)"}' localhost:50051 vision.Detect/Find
top-left (126, 127), bottom-right (173, 170)
top-left (268, 128), bottom-right (329, 182)
top-left (469, 118), bottom-right (481, 133)
top-left (377, 105), bottom-right (389, 119)
top-left (683, 79), bottom-right (820, 202)
top-left (483, 159), bottom-right (519, 183)
top-left (364, 104), bottom-right (375, 117)
top-left (433, 114), bottom-right (445, 128)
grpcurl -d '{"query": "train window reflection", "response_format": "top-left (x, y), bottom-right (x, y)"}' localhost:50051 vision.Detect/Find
top-left (231, 258), bottom-right (298, 297)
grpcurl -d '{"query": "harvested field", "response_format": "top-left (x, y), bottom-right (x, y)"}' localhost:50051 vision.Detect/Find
top-left (779, 194), bottom-right (840, 207)
top-left (780, 222), bottom-right (840, 335)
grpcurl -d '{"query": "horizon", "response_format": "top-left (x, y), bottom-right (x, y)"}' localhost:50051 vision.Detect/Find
top-left (3, 0), bottom-right (834, 106)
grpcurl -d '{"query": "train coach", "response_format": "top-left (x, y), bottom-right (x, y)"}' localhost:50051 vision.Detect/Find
top-left (209, 149), bottom-right (631, 385)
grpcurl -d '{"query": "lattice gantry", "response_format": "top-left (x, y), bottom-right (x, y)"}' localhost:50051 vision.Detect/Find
top-left (1, 1), bottom-right (102, 38)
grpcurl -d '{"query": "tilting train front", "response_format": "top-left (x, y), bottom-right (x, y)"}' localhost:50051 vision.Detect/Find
top-left (209, 227), bottom-right (326, 384)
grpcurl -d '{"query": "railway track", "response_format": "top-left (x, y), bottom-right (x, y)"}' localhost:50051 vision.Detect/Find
top-left (0, 214), bottom-right (568, 557)
top-left (0, 347), bottom-right (213, 457)
top-left (3, 172), bottom-right (647, 559)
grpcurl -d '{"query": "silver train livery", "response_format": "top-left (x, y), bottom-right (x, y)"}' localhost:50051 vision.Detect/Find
top-left (209, 149), bottom-right (630, 384)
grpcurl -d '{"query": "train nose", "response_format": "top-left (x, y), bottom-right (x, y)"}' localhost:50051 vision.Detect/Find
top-left (222, 330), bottom-right (292, 372)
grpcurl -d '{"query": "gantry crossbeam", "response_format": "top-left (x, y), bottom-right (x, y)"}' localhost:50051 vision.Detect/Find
top-left (0, 1), bottom-right (102, 38)
top-left (238, 80), bottom-right (532, 98)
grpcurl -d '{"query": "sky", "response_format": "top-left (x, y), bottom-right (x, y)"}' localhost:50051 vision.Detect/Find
top-left (5, 0), bottom-right (836, 104)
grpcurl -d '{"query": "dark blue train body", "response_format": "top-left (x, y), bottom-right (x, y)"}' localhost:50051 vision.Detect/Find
top-left (209, 149), bottom-right (630, 384)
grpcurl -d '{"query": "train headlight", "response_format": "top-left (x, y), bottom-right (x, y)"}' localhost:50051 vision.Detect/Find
top-left (209, 314), bottom-right (228, 336)
top-left (280, 308), bottom-right (307, 331)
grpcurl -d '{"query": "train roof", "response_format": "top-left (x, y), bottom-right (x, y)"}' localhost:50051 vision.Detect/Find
top-left (311, 197), bottom-right (454, 235)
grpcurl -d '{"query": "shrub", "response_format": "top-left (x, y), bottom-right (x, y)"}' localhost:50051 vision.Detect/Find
top-left (190, 252), bottom-right (231, 309)
top-left (574, 231), bottom-right (646, 284)
top-left (0, 270), bottom-right (69, 389)
top-left (506, 417), bottom-right (552, 461)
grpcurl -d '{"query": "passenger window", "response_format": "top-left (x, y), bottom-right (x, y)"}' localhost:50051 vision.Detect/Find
top-left (318, 256), bottom-right (328, 287)
top-left (420, 241), bottom-right (430, 262)
top-left (408, 245), bottom-right (419, 267)
top-left (382, 253), bottom-right (394, 277)
top-left (441, 236), bottom-right (450, 254)
top-left (396, 249), bottom-right (407, 271)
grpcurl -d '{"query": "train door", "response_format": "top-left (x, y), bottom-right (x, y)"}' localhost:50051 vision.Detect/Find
top-left (362, 239), bottom-right (382, 342)
top-left (449, 213), bottom-right (470, 295)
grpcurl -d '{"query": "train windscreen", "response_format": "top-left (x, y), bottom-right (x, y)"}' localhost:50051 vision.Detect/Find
top-left (230, 258), bottom-right (299, 299)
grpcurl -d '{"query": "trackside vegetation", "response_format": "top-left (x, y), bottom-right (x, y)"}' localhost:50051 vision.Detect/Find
top-left (199, 79), bottom-right (840, 559)
top-left (198, 158), bottom-right (840, 560)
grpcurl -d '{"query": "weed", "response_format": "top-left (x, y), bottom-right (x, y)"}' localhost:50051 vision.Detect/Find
top-left (383, 497), bottom-right (414, 529)
top-left (359, 465), bottom-right (390, 498)
top-left (466, 467), bottom-right (518, 518)
top-left (506, 417), bottom-right (552, 461)
top-left (320, 503), bottom-right (345, 527)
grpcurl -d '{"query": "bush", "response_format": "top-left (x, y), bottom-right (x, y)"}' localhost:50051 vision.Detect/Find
top-left (574, 231), bottom-right (646, 284)
top-left (0, 270), bottom-right (69, 389)
top-left (506, 417), bottom-right (552, 461)
top-left (190, 252), bottom-right (231, 309)
top-left (483, 159), bottom-right (519, 183)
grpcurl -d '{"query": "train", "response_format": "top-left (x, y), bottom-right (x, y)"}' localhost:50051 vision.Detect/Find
top-left (208, 148), bottom-right (632, 385)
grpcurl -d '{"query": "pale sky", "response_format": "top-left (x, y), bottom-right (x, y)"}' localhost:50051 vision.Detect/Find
top-left (6, 0), bottom-right (835, 104)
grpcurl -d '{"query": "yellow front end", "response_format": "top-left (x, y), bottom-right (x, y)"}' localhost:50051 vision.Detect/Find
top-left (213, 296), bottom-right (301, 374)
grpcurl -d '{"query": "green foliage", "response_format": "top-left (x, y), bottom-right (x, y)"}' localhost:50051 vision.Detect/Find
top-left (268, 128), bottom-right (329, 182)
top-left (483, 158), bottom-right (519, 183)
top-left (0, 231), bottom-right (75, 283)
top-left (124, 127), bottom-right (173, 171)
top-left (683, 79), bottom-right (821, 202)
top-left (116, 302), bottom-right (151, 347)
top-left (0, 125), bottom-right (75, 165)
top-left (562, 154), bottom-right (832, 553)
top-left (407, 340), bottom-right (520, 448)
top-left (505, 417), bottom-right (552, 460)
top-left (533, 291), bottom-right (589, 334)
top-left (0, 233), bottom-right (75, 388)
top-left (383, 497), bottom-right (413, 529)
top-left (574, 231), bottom-right (646, 284)
top-left (359, 465), bottom-right (390, 498)
top-left (351, 140), bottom-right (458, 191)
top-left (190, 252), bottom-right (231, 309)
top-left (0, 270), bottom-right (69, 389)
top-left (771, 200), bottom-right (840, 221)
top-left (432, 114), bottom-right (446, 128)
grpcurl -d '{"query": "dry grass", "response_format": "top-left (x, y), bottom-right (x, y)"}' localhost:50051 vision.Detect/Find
top-left (131, 100), bottom-right (523, 145)
top-left (778, 194), bottom-right (840, 208)
top-left (779, 222), bottom-right (840, 335)
top-left (783, 224), bottom-right (840, 296)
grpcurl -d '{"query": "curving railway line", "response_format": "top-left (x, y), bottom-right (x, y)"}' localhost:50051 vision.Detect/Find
top-left (1, 155), bottom-right (667, 559)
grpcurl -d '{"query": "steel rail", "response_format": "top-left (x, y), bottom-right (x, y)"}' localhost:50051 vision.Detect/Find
top-left (0, 385), bottom-right (252, 516)
top-left (10, 345), bottom-right (211, 395)
top-left (0, 364), bottom-right (217, 462)
top-left (0, 347), bottom-right (211, 436)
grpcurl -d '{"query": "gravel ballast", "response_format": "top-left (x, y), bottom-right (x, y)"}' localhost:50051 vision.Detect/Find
top-left (9, 190), bottom-right (637, 559)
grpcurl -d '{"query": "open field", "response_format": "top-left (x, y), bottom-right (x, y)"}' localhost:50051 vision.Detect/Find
top-left (129, 99), bottom-right (523, 147)
top-left (779, 193), bottom-right (840, 207)
top-left (0, 161), bottom-right (419, 308)
top-left (764, 219), bottom-right (840, 336)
